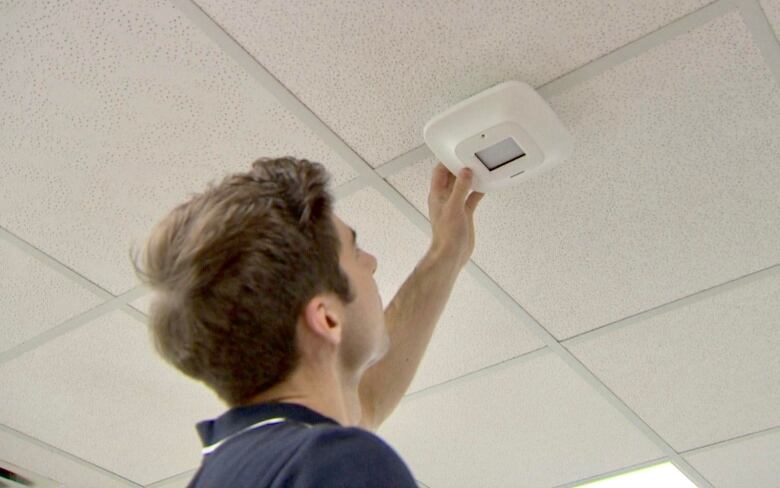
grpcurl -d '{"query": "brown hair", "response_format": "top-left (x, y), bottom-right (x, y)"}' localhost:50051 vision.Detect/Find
top-left (130, 156), bottom-right (355, 407)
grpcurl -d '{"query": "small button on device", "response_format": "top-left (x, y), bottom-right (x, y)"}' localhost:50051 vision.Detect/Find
top-left (423, 80), bottom-right (573, 193)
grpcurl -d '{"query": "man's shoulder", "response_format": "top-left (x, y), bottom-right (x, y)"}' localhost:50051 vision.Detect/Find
top-left (300, 425), bottom-right (397, 457)
top-left (288, 425), bottom-right (417, 486)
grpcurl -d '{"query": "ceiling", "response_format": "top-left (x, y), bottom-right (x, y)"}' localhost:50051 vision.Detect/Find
top-left (1, 0), bottom-right (779, 486)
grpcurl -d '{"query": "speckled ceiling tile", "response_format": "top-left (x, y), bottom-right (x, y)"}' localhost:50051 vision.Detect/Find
top-left (377, 350), bottom-right (661, 487)
top-left (0, 428), bottom-right (137, 488)
top-left (0, 238), bottom-right (103, 354)
top-left (759, 0), bottom-right (780, 38)
top-left (684, 428), bottom-right (780, 488)
top-left (0, 309), bottom-right (225, 485)
top-left (196, 0), bottom-right (713, 168)
top-left (388, 10), bottom-right (780, 339)
top-left (0, 0), bottom-right (357, 295)
top-left (567, 271), bottom-right (780, 452)
top-left (130, 291), bottom-right (154, 316)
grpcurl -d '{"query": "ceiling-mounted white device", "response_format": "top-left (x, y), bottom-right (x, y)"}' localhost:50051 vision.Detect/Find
top-left (423, 80), bottom-right (573, 193)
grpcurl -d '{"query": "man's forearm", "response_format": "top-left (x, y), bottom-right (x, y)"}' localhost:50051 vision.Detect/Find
top-left (358, 245), bottom-right (462, 429)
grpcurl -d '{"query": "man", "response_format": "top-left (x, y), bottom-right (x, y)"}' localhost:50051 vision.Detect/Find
top-left (131, 156), bottom-right (484, 487)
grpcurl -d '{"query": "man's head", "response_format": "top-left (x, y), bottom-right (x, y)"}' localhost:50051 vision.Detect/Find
top-left (131, 156), bottom-right (388, 407)
top-left (306, 212), bottom-right (388, 380)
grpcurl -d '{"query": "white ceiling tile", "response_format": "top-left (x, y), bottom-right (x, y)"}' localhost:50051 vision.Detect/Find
top-left (389, 11), bottom-right (780, 339)
top-left (0, 310), bottom-right (225, 485)
top-left (146, 470), bottom-right (196, 488)
top-left (130, 292), bottom-right (153, 316)
top-left (684, 429), bottom-right (780, 488)
top-left (196, 0), bottom-right (711, 167)
top-left (566, 271), bottom-right (780, 452)
top-left (375, 351), bottom-right (662, 487)
top-left (0, 238), bottom-right (103, 354)
top-left (0, 0), bottom-right (357, 295)
top-left (335, 188), bottom-right (543, 394)
top-left (760, 0), bottom-right (780, 37)
top-left (0, 427), bottom-right (138, 488)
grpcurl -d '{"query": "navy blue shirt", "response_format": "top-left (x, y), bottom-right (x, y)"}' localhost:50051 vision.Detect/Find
top-left (187, 402), bottom-right (418, 487)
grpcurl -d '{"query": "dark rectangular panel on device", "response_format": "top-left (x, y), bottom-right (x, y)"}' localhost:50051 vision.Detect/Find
top-left (475, 137), bottom-right (526, 171)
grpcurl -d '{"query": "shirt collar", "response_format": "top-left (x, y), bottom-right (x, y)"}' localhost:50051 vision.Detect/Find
top-left (196, 402), bottom-right (341, 447)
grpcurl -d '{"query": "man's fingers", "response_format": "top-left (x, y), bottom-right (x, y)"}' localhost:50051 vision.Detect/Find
top-left (466, 191), bottom-right (485, 214)
top-left (431, 163), bottom-right (448, 188)
top-left (449, 167), bottom-right (473, 205)
top-left (431, 163), bottom-right (480, 209)
top-left (430, 162), bottom-right (454, 202)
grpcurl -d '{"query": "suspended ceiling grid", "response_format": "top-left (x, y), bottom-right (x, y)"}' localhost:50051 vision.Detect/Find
top-left (1, 0), bottom-right (780, 487)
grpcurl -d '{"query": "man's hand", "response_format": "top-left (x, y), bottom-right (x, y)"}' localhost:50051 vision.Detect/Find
top-left (428, 162), bottom-right (485, 270)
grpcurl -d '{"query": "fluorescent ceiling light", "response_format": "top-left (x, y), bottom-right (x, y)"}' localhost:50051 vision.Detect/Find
top-left (575, 462), bottom-right (698, 487)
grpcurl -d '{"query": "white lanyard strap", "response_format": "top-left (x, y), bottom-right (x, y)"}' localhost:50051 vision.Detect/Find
top-left (201, 417), bottom-right (313, 455)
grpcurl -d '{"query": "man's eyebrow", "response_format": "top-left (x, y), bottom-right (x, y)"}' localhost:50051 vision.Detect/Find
top-left (350, 228), bottom-right (357, 247)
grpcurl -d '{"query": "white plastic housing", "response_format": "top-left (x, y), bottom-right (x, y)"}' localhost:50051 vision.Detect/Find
top-left (423, 80), bottom-right (573, 193)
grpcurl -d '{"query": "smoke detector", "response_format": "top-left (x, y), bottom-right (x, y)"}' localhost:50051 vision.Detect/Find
top-left (423, 80), bottom-right (573, 193)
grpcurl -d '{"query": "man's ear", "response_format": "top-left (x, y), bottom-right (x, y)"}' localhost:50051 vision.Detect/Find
top-left (302, 294), bottom-right (343, 346)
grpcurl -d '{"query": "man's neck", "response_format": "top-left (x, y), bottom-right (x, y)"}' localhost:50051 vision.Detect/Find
top-left (242, 365), bottom-right (365, 427)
